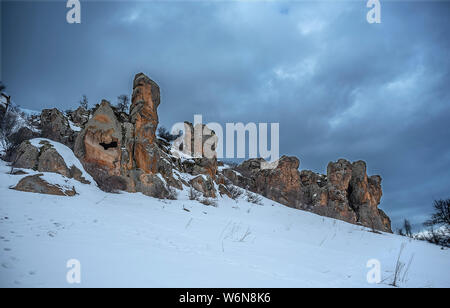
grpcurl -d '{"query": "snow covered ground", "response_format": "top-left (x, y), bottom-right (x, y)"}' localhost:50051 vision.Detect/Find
top-left (0, 158), bottom-right (449, 287)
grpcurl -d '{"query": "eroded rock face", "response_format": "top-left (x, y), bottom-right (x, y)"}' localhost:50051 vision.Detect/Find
top-left (348, 161), bottom-right (391, 232)
top-left (189, 175), bottom-right (216, 198)
top-left (180, 122), bottom-right (218, 179)
top-left (12, 174), bottom-right (77, 196)
top-left (68, 107), bottom-right (90, 127)
top-left (222, 156), bottom-right (392, 232)
top-left (232, 156), bottom-right (302, 207)
top-left (40, 108), bottom-right (76, 149)
top-left (75, 100), bottom-right (123, 176)
top-left (72, 73), bottom-right (183, 197)
top-left (10, 72), bottom-right (393, 231)
top-left (130, 73), bottom-right (160, 174)
top-left (13, 142), bottom-right (40, 169)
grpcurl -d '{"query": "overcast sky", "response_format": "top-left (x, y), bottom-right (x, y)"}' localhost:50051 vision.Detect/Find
top-left (2, 0), bottom-right (449, 230)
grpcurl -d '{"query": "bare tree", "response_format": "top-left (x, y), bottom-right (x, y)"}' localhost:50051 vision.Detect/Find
top-left (245, 190), bottom-right (262, 205)
top-left (226, 183), bottom-right (243, 200)
top-left (0, 82), bottom-right (11, 114)
top-left (157, 126), bottom-right (182, 143)
top-left (425, 199), bottom-right (450, 228)
top-left (0, 110), bottom-right (27, 167)
top-left (166, 185), bottom-right (178, 200)
top-left (79, 95), bottom-right (88, 110)
top-left (188, 187), bottom-right (201, 201)
top-left (116, 94), bottom-right (130, 113)
top-left (403, 219), bottom-right (413, 238)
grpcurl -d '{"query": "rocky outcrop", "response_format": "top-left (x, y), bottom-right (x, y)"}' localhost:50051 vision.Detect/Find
top-left (40, 108), bottom-right (77, 149)
top-left (72, 73), bottom-right (185, 197)
top-left (8, 72), bottom-right (392, 232)
top-left (74, 100), bottom-right (124, 179)
top-left (130, 73), bottom-right (160, 174)
top-left (12, 174), bottom-right (77, 196)
top-left (189, 175), bottom-right (216, 198)
top-left (13, 139), bottom-right (90, 184)
top-left (179, 121), bottom-right (218, 180)
top-left (222, 156), bottom-right (392, 232)
top-left (13, 142), bottom-right (40, 169)
top-left (68, 107), bottom-right (90, 127)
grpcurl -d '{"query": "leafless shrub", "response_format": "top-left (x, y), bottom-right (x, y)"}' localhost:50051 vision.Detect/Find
top-left (415, 227), bottom-right (450, 248)
top-left (245, 190), bottom-right (262, 205)
top-left (226, 183), bottom-right (243, 200)
top-left (0, 111), bottom-right (33, 163)
top-left (200, 198), bottom-right (217, 207)
top-left (158, 126), bottom-right (182, 143)
top-left (419, 199), bottom-right (450, 248)
top-left (188, 187), bottom-right (201, 201)
top-left (425, 199), bottom-right (450, 228)
top-left (388, 243), bottom-right (414, 287)
top-left (116, 94), bottom-right (129, 113)
top-left (391, 243), bottom-right (406, 287)
top-left (79, 95), bottom-right (88, 109)
top-left (404, 219), bottom-right (413, 238)
top-left (397, 228), bottom-right (405, 236)
top-left (166, 185), bottom-right (178, 200)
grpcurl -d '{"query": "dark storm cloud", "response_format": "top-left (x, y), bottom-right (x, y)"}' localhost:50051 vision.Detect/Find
top-left (2, 0), bottom-right (449, 230)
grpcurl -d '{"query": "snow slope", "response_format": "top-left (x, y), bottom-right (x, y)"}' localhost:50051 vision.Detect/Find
top-left (0, 159), bottom-right (449, 287)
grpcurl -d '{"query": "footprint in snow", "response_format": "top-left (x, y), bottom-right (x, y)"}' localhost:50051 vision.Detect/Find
top-left (1, 262), bottom-right (11, 269)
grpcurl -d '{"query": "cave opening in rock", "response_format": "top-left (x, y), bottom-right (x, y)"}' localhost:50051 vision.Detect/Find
top-left (99, 141), bottom-right (118, 150)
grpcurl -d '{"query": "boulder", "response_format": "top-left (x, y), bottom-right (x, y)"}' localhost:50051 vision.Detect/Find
top-left (68, 107), bottom-right (90, 127)
top-left (13, 141), bottom-right (39, 169)
top-left (180, 122), bottom-right (218, 179)
top-left (132, 171), bottom-right (169, 198)
top-left (12, 174), bottom-right (76, 196)
top-left (189, 175), bottom-right (216, 198)
top-left (13, 139), bottom-right (91, 184)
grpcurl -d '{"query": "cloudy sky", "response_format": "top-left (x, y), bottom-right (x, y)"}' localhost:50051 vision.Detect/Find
top-left (2, 0), bottom-right (449, 230)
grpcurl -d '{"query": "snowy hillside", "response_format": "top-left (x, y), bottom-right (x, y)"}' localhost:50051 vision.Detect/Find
top-left (0, 158), bottom-right (449, 287)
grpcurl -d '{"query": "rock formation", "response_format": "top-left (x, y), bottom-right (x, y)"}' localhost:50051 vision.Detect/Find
top-left (221, 156), bottom-right (392, 232)
top-left (13, 139), bottom-right (91, 184)
top-left (40, 108), bottom-right (77, 149)
top-left (72, 73), bottom-right (206, 197)
top-left (10, 72), bottom-right (392, 232)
